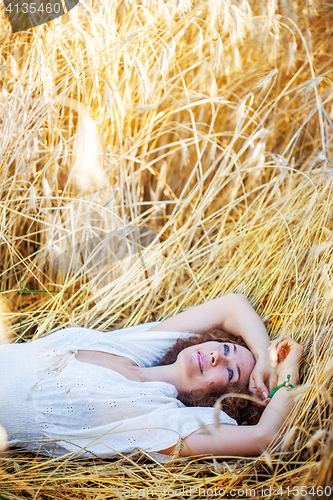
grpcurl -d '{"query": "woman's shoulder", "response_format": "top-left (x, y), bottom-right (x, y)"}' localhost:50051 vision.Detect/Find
top-left (33, 322), bottom-right (193, 368)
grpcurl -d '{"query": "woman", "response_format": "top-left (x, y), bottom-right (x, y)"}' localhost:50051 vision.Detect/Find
top-left (0, 293), bottom-right (302, 458)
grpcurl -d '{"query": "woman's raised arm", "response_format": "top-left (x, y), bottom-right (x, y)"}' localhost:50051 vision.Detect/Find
top-left (149, 294), bottom-right (271, 397)
top-left (149, 294), bottom-right (269, 351)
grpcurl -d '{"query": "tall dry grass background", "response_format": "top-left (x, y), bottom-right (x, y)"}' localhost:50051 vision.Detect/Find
top-left (0, 0), bottom-right (333, 498)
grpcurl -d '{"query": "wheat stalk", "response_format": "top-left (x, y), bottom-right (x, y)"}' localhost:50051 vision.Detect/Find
top-left (0, 0), bottom-right (332, 497)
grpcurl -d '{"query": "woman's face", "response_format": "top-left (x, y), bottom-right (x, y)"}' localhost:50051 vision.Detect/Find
top-left (175, 341), bottom-right (256, 393)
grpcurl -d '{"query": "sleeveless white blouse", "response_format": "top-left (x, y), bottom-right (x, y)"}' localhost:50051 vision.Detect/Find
top-left (0, 322), bottom-right (237, 458)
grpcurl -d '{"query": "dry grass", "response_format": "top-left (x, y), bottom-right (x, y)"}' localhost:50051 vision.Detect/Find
top-left (0, 0), bottom-right (333, 498)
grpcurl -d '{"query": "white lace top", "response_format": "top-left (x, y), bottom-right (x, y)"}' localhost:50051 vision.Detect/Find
top-left (1, 322), bottom-right (237, 458)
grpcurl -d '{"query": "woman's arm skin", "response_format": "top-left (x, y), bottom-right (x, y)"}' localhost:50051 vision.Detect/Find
top-left (159, 386), bottom-right (295, 457)
top-left (148, 294), bottom-right (269, 354)
top-left (149, 293), bottom-right (271, 398)
top-left (158, 337), bottom-right (302, 457)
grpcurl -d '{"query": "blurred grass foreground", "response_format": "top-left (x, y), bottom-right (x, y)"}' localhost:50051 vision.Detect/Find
top-left (1, 0), bottom-right (333, 498)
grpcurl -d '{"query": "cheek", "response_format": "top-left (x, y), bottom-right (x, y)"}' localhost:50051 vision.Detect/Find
top-left (182, 350), bottom-right (196, 376)
top-left (238, 351), bottom-right (255, 384)
top-left (245, 358), bottom-right (256, 379)
top-left (211, 370), bottom-right (226, 387)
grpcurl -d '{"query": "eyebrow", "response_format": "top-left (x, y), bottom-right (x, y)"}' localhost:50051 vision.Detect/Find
top-left (236, 364), bottom-right (241, 382)
top-left (233, 344), bottom-right (241, 382)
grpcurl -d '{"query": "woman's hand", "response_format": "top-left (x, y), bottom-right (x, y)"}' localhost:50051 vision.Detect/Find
top-left (249, 354), bottom-right (271, 400)
top-left (268, 337), bottom-right (303, 387)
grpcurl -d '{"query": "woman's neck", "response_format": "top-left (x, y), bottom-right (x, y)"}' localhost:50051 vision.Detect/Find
top-left (75, 350), bottom-right (182, 389)
top-left (133, 363), bottom-right (181, 390)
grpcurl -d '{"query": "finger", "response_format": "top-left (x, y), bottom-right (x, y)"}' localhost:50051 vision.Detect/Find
top-left (267, 338), bottom-right (280, 350)
top-left (276, 346), bottom-right (287, 359)
top-left (268, 374), bottom-right (278, 392)
top-left (277, 337), bottom-right (296, 349)
top-left (267, 342), bottom-right (279, 368)
top-left (249, 378), bottom-right (261, 398)
top-left (257, 383), bottom-right (269, 400)
top-left (276, 339), bottom-right (289, 350)
top-left (248, 379), bottom-right (258, 396)
top-left (276, 339), bottom-right (293, 357)
top-left (251, 373), bottom-right (269, 400)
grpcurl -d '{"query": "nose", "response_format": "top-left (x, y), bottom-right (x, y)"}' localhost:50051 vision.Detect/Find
top-left (211, 351), bottom-right (224, 366)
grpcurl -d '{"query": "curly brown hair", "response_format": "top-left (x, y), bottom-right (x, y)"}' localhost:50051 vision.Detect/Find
top-left (157, 325), bottom-right (264, 426)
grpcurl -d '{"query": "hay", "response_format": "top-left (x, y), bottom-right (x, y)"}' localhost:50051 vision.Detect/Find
top-left (0, 0), bottom-right (333, 497)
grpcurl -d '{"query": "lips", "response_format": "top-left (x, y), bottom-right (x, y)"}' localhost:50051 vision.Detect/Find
top-left (197, 351), bottom-right (205, 373)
